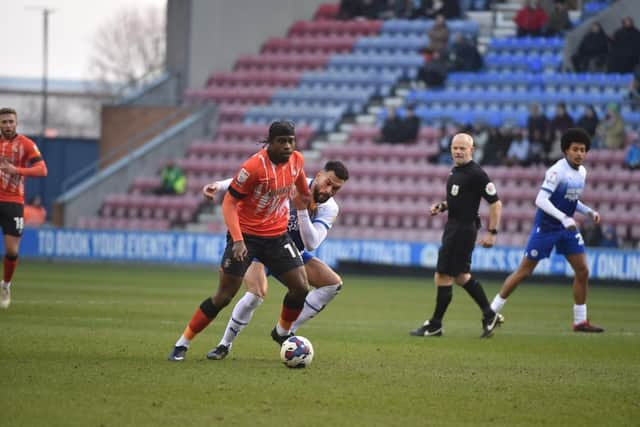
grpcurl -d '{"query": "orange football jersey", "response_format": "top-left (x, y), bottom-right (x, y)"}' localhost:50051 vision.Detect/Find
top-left (229, 149), bottom-right (306, 237)
top-left (0, 135), bottom-right (44, 204)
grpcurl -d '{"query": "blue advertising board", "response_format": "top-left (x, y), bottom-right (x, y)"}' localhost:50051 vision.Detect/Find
top-left (18, 228), bottom-right (640, 282)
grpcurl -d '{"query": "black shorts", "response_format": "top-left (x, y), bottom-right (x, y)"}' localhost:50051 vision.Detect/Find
top-left (0, 202), bottom-right (24, 237)
top-left (436, 220), bottom-right (478, 276)
top-left (221, 232), bottom-right (304, 278)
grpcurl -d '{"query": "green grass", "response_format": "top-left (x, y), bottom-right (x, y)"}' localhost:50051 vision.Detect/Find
top-left (1, 261), bottom-right (639, 426)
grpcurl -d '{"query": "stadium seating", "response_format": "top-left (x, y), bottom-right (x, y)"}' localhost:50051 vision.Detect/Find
top-left (87, 4), bottom-right (640, 246)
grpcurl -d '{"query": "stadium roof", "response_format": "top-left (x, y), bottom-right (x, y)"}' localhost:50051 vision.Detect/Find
top-left (0, 76), bottom-right (110, 94)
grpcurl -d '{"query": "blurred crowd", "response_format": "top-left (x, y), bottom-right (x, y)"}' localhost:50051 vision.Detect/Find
top-left (572, 17), bottom-right (640, 74)
top-left (337, 0), bottom-right (491, 21)
top-left (379, 100), bottom-right (636, 169)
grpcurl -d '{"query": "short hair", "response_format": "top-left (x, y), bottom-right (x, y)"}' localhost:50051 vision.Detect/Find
top-left (267, 120), bottom-right (295, 143)
top-left (561, 128), bottom-right (591, 152)
top-left (0, 108), bottom-right (17, 116)
top-left (324, 160), bottom-right (349, 181)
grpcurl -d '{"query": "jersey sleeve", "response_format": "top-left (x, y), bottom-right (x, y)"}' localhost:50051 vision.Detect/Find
top-left (228, 156), bottom-right (260, 198)
top-left (478, 169), bottom-right (499, 204)
top-left (25, 138), bottom-right (45, 163)
top-left (313, 199), bottom-right (339, 230)
top-left (541, 164), bottom-right (560, 194)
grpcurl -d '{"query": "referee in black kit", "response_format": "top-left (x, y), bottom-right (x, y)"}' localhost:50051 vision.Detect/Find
top-left (410, 133), bottom-right (503, 338)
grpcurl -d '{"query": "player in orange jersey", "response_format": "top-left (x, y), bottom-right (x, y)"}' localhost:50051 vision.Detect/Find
top-left (0, 108), bottom-right (48, 309)
top-left (168, 120), bottom-right (312, 361)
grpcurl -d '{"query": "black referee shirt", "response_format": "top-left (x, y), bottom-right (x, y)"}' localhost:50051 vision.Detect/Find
top-left (446, 160), bottom-right (499, 222)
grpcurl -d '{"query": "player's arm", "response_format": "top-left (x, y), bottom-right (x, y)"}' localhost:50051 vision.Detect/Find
top-left (430, 201), bottom-right (447, 216)
top-left (535, 189), bottom-right (577, 230)
top-left (479, 200), bottom-right (502, 248)
top-left (224, 161), bottom-right (259, 260)
top-left (295, 196), bottom-right (330, 252)
top-left (294, 167), bottom-right (311, 198)
top-left (0, 157), bottom-right (47, 177)
top-left (222, 192), bottom-right (247, 260)
top-left (202, 178), bottom-right (232, 200)
top-left (296, 211), bottom-right (328, 252)
top-left (576, 201), bottom-right (600, 224)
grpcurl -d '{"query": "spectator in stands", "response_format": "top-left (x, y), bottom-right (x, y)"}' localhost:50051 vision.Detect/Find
top-left (607, 17), bottom-right (640, 74)
top-left (600, 225), bottom-right (619, 248)
top-left (428, 14), bottom-right (450, 55)
top-left (549, 102), bottom-right (575, 139)
top-left (545, 0), bottom-right (572, 36)
top-left (504, 130), bottom-right (531, 166)
top-left (338, 0), bottom-right (380, 20)
top-left (624, 138), bottom-right (640, 170)
top-left (380, 106), bottom-right (405, 144)
top-left (514, 0), bottom-right (548, 37)
top-left (576, 105), bottom-right (600, 139)
top-left (527, 103), bottom-right (550, 151)
top-left (380, 105), bottom-right (421, 144)
top-left (581, 216), bottom-right (603, 247)
top-left (482, 126), bottom-right (509, 166)
top-left (596, 103), bottom-right (625, 150)
top-left (417, 49), bottom-right (449, 88)
top-left (450, 34), bottom-right (483, 72)
top-left (547, 129), bottom-right (565, 163)
top-left (471, 121), bottom-right (489, 164)
top-left (430, 124), bottom-right (453, 164)
top-left (626, 64), bottom-right (640, 110)
top-left (153, 161), bottom-right (187, 196)
top-left (571, 22), bottom-right (609, 72)
top-left (379, 0), bottom-right (414, 20)
top-left (529, 129), bottom-right (547, 164)
top-left (24, 195), bottom-right (47, 227)
top-left (427, 0), bottom-right (462, 19)
top-left (401, 104), bottom-right (421, 143)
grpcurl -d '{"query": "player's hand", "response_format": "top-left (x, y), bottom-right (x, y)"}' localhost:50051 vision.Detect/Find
top-left (429, 202), bottom-right (445, 216)
top-left (292, 190), bottom-right (311, 210)
top-left (202, 182), bottom-right (219, 200)
top-left (561, 216), bottom-right (577, 231)
top-left (231, 241), bottom-right (248, 261)
top-left (589, 210), bottom-right (601, 224)
top-left (479, 233), bottom-right (497, 248)
top-left (0, 158), bottom-right (16, 174)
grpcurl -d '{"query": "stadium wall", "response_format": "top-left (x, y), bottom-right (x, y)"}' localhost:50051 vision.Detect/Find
top-left (166, 0), bottom-right (328, 92)
top-left (25, 137), bottom-right (98, 219)
top-left (17, 228), bottom-right (640, 283)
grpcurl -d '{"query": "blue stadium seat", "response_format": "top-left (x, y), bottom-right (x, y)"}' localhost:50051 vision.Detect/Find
top-left (355, 35), bottom-right (429, 54)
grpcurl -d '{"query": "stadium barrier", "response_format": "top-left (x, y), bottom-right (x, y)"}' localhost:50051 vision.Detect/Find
top-left (17, 228), bottom-right (640, 282)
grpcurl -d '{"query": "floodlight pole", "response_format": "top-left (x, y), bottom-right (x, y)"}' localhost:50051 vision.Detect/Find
top-left (27, 6), bottom-right (54, 136)
top-left (41, 8), bottom-right (52, 136)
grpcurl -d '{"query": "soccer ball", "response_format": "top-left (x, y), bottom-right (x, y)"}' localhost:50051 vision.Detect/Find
top-left (279, 336), bottom-right (314, 368)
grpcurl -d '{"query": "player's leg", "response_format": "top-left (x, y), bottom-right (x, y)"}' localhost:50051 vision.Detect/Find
top-left (453, 271), bottom-right (501, 337)
top-left (290, 256), bottom-right (342, 334)
top-left (262, 234), bottom-right (309, 344)
top-left (0, 216), bottom-right (23, 309)
top-left (271, 265), bottom-right (309, 343)
top-left (208, 261), bottom-right (268, 360)
top-left (491, 229), bottom-right (551, 315)
top-left (490, 256), bottom-right (538, 314)
top-left (168, 237), bottom-right (252, 361)
top-left (565, 252), bottom-right (603, 332)
top-left (411, 224), bottom-right (458, 337)
top-left (410, 272), bottom-right (453, 337)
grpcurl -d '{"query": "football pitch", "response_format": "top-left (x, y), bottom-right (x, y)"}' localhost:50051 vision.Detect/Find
top-left (1, 261), bottom-right (638, 426)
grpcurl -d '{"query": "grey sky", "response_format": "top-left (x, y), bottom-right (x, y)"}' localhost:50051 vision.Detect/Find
top-left (5, 0), bottom-right (166, 81)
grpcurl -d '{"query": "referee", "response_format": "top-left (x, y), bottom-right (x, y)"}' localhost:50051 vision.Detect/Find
top-left (410, 133), bottom-right (503, 338)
